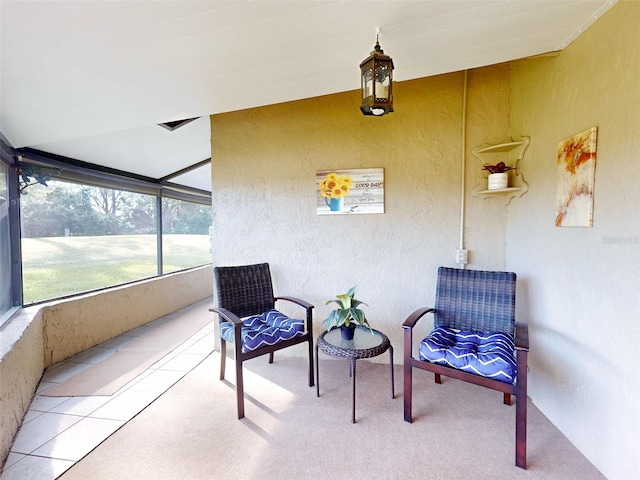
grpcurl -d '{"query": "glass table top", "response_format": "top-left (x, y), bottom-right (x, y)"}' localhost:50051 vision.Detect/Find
top-left (321, 326), bottom-right (386, 351)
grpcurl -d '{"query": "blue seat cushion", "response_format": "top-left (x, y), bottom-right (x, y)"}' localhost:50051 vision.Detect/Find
top-left (220, 309), bottom-right (305, 353)
top-left (418, 327), bottom-right (517, 384)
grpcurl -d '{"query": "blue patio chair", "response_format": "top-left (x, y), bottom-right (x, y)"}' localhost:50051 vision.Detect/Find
top-left (403, 266), bottom-right (529, 469)
top-left (210, 262), bottom-right (314, 419)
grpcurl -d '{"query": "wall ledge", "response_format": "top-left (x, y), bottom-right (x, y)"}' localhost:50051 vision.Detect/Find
top-left (0, 265), bottom-right (213, 469)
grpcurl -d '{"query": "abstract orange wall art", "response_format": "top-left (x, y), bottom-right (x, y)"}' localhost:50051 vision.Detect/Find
top-left (555, 127), bottom-right (598, 227)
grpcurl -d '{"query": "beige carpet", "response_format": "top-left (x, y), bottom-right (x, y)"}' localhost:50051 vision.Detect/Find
top-left (59, 348), bottom-right (605, 480)
top-left (42, 300), bottom-right (213, 397)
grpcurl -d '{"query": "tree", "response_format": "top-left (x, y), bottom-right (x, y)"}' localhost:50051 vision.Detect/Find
top-left (20, 179), bottom-right (209, 238)
top-left (162, 199), bottom-right (211, 234)
top-left (87, 187), bottom-right (129, 217)
top-left (21, 182), bottom-right (100, 237)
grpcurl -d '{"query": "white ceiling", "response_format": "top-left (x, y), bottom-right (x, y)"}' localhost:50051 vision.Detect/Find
top-left (0, 1), bottom-right (616, 192)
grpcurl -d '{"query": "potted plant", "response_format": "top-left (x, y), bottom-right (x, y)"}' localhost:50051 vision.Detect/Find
top-left (483, 161), bottom-right (513, 190)
top-left (322, 286), bottom-right (371, 340)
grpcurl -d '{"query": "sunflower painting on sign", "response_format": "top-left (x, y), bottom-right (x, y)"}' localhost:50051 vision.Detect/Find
top-left (555, 127), bottom-right (598, 227)
top-left (316, 168), bottom-right (384, 215)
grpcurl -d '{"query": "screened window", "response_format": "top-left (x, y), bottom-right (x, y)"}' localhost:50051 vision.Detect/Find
top-left (20, 179), bottom-right (162, 304)
top-left (0, 161), bottom-right (11, 317)
top-left (162, 198), bottom-right (213, 274)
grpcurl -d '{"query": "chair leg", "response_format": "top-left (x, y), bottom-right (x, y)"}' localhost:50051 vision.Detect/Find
top-left (389, 344), bottom-right (394, 399)
top-left (403, 326), bottom-right (413, 423)
top-left (308, 336), bottom-right (315, 387)
top-left (219, 339), bottom-right (227, 381)
top-left (236, 347), bottom-right (244, 419)
top-left (515, 349), bottom-right (528, 469)
top-left (515, 393), bottom-right (526, 469)
top-left (315, 343), bottom-right (320, 397)
top-left (403, 361), bottom-right (413, 423)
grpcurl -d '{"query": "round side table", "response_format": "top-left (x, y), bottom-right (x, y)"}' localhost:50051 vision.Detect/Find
top-left (315, 326), bottom-right (394, 423)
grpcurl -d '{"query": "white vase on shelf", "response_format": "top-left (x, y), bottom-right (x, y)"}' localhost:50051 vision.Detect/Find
top-left (487, 172), bottom-right (508, 190)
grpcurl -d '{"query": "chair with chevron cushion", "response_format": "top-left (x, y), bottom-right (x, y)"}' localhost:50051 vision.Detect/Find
top-left (403, 266), bottom-right (529, 468)
top-left (210, 262), bottom-right (314, 419)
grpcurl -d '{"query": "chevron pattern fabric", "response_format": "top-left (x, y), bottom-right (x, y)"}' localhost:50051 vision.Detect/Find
top-left (419, 326), bottom-right (517, 384)
top-left (220, 309), bottom-right (305, 353)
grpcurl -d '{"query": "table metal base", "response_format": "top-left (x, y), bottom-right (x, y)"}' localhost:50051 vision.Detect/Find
top-left (315, 327), bottom-right (394, 423)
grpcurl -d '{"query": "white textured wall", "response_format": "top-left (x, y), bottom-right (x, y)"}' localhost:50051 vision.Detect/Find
top-left (211, 68), bottom-right (513, 354)
top-left (507, 2), bottom-right (640, 479)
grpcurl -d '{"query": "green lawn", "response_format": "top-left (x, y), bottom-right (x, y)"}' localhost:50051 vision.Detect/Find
top-left (21, 234), bottom-right (212, 304)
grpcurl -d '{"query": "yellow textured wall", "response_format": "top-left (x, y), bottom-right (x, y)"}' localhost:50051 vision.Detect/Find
top-left (0, 266), bottom-right (213, 467)
top-left (211, 9), bottom-right (639, 473)
top-left (42, 265), bottom-right (213, 366)
top-left (211, 66), bottom-right (512, 355)
top-left (507, 2), bottom-right (639, 479)
top-left (0, 308), bottom-right (44, 469)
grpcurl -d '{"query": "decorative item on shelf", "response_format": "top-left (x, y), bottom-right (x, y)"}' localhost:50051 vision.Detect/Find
top-left (322, 286), bottom-right (371, 340)
top-left (471, 137), bottom-right (530, 204)
top-left (318, 172), bottom-right (353, 212)
top-left (359, 27), bottom-right (394, 116)
top-left (483, 161), bottom-right (513, 190)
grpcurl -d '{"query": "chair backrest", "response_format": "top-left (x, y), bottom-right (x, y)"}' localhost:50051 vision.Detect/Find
top-left (434, 266), bottom-right (516, 336)
top-left (214, 263), bottom-right (275, 318)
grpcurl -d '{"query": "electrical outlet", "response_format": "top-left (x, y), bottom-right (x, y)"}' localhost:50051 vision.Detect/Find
top-left (456, 248), bottom-right (469, 265)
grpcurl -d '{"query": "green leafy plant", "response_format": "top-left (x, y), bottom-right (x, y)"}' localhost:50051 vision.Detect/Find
top-left (322, 286), bottom-right (371, 331)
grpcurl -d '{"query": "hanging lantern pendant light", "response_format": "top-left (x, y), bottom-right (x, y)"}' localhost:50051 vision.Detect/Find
top-left (360, 27), bottom-right (394, 116)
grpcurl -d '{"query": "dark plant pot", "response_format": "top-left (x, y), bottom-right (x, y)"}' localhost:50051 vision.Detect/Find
top-left (340, 325), bottom-right (356, 341)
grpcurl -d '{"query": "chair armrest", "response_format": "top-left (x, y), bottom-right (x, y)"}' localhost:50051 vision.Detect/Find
top-left (275, 296), bottom-right (314, 311)
top-left (402, 307), bottom-right (435, 329)
top-left (514, 322), bottom-right (529, 351)
top-left (274, 296), bottom-right (314, 332)
top-left (403, 307), bottom-right (435, 363)
top-left (209, 306), bottom-right (243, 325)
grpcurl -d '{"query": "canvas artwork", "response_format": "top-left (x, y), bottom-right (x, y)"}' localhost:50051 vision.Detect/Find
top-left (555, 127), bottom-right (598, 227)
top-left (316, 168), bottom-right (384, 215)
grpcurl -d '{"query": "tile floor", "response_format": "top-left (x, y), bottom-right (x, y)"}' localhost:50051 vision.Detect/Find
top-left (1, 316), bottom-right (215, 480)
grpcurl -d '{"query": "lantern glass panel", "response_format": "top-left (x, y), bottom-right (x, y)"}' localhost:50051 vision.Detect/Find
top-left (362, 66), bottom-right (373, 100)
top-left (374, 63), bottom-right (390, 100)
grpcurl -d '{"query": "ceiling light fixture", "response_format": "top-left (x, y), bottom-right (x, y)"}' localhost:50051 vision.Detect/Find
top-left (359, 27), bottom-right (394, 117)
